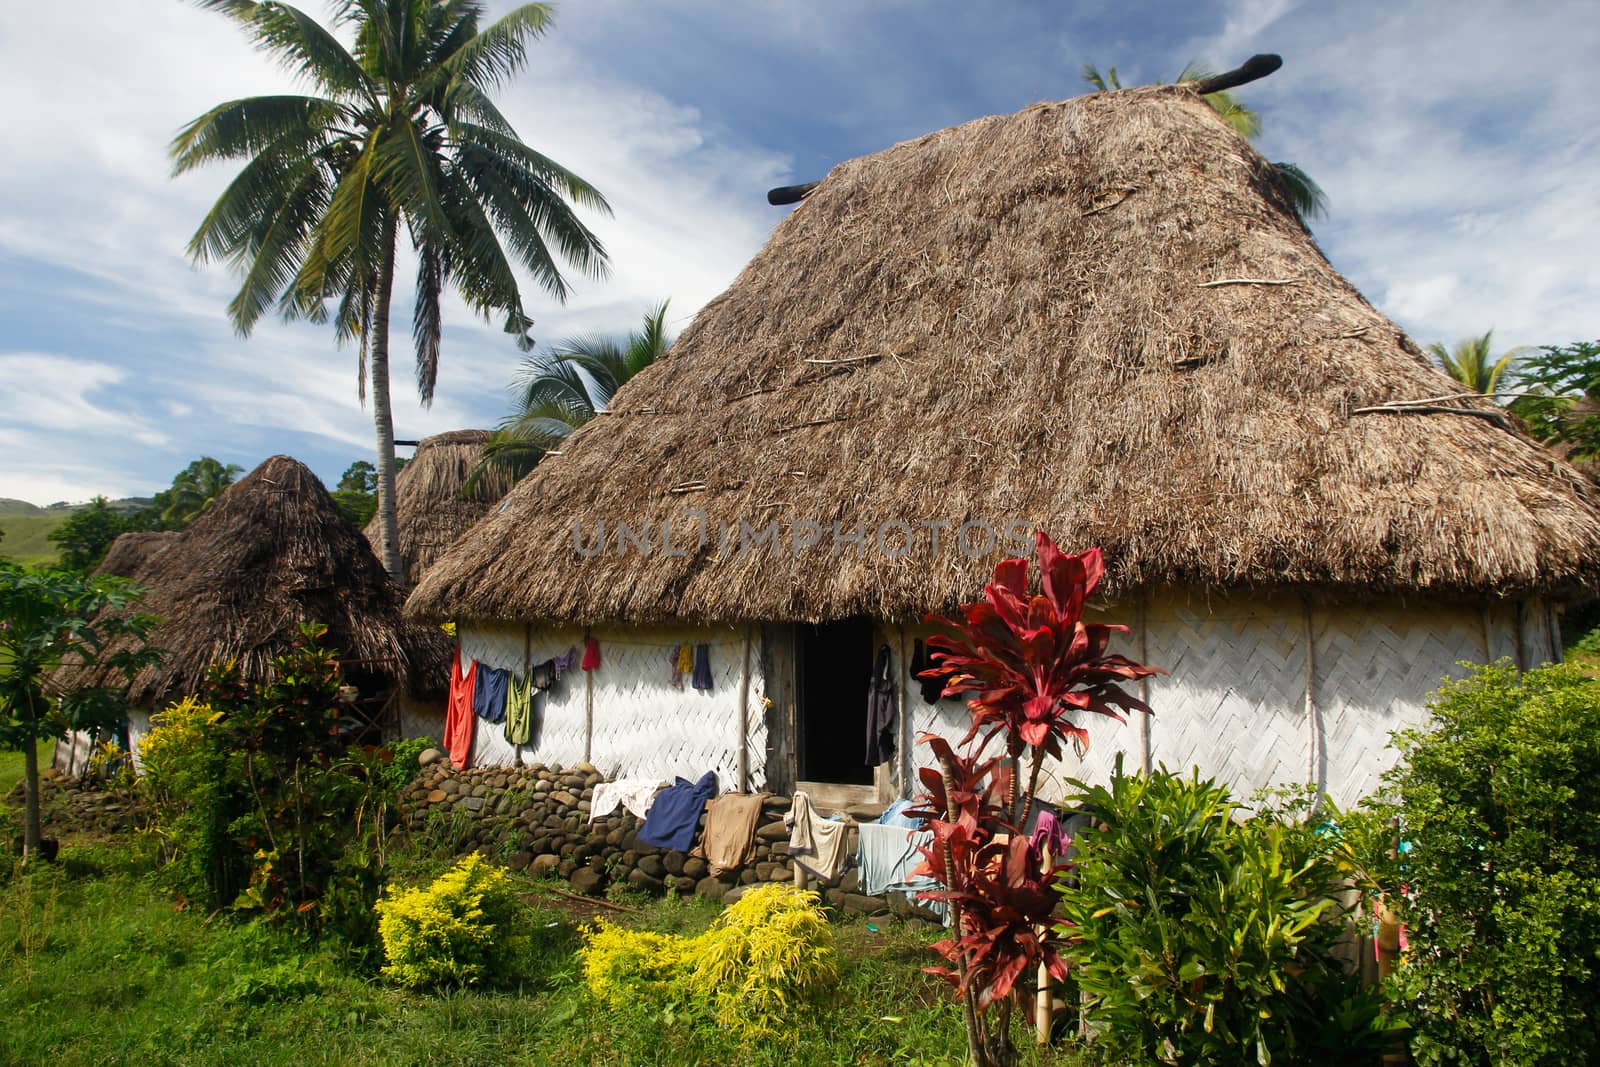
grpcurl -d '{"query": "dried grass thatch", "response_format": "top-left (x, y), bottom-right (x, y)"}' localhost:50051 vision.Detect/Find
top-left (365, 429), bottom-right (513, 585)
top-left (66, 456), bottom-right (451, 705)
top-left (409, 85), bottom-right (1600, 626)
top-left (96, 531), bottom-right (181, 582)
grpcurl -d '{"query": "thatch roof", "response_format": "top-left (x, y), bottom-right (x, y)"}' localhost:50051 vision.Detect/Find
top-left (409, 84), bottom-right (1600, 626)
top-left (365, 429), bottom-right (514, 585)
top-left (66, 456), bottom-right (451, 705)
top-left (96, 531), bottom-right (181, 581)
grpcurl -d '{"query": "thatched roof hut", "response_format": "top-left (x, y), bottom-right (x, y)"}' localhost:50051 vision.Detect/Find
top-left (410, 84), bottom-right (1600, 624)
top-left (365, 429), bottom-right (514, 586)
top-left (96, 531), bottom-right (181, 582)
top-left (404, 83), bottom-right (1600, 809)
top-left (68, 456), bottom-right (451, 708)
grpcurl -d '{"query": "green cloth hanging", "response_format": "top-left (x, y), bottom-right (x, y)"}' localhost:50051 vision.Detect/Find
top-left (505, 672), bottom-right (535, 746)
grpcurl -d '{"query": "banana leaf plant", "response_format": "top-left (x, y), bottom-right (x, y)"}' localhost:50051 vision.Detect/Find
top-left (910, 533), bottom-right (1161, 1066)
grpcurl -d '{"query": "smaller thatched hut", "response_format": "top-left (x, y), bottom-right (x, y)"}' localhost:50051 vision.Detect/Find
top-left (55, 456), bottom-right (452, 768)
top-left (365, 430), bottom-right (516, 586)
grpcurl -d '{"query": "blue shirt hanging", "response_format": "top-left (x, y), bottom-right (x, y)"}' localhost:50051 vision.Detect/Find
top-left (472, 665), bottom-right (511, 724)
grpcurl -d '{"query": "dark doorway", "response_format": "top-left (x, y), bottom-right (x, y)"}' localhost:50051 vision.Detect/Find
top-left (797, 618), bottom-right (876, 785)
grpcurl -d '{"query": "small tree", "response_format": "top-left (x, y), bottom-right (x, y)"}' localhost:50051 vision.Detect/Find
top-left (46, 497), bottom-right (141, 571)
top-left (0, 562), bottom-right (159, 860)
top-left (914, 533), bottom-right (1161, 1066)
top-left (1510, 340), bottom-right (1600, 461)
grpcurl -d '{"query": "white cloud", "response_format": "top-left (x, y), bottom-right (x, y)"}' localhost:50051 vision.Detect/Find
top-left (1178, 0), bottom-right (1600, 349)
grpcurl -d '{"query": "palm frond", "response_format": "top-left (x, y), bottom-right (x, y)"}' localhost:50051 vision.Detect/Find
top-left (171, 95), bottom-right (343, 174)
top-left (232, 1), bottom-right (374, 99)
top-left (221, 161), bottom-right (332, 333)
top-left (1081, 64), bottom-right (1120, 92)
top-left (454, 122), bottom-right (612, 215)
top-left (1273, 162), bottom-right (1328, 223)
top-left (432, 3), bottom-right (555, 92)
top-left (412, 241), bottom-right (447, 405)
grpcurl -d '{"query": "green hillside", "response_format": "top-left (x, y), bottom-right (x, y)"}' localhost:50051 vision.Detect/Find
top-left (0, 512), bottom-right (68, 565)
top-left (0, 498), bottom-right (46, 517)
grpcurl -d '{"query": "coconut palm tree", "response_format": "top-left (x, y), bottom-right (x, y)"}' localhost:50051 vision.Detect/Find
top-left (173, 0), bottom-right (610, 576)
top-left (1428, 330), bottom-right (1521, 396)
top-left (158, 457), bottom-right (243, 527)
top-left (1081, 63), bottom-right (1327, 223)
top-left (468, 301), bottom-right (672, 489)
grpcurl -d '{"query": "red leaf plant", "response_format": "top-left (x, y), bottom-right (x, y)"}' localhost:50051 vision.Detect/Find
top-left (909, 533), bottom-right (1161, 1065)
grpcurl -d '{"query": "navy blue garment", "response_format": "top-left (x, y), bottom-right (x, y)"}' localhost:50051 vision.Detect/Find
top-left (637, 770), bottom-right (718, 852)
top-left (691, 643), bottom-right (714, 691)
top-left (472, 665), bottom-right (511, 724)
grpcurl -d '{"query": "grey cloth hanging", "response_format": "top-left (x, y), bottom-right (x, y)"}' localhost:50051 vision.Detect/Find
top-left (865, 643), bottom-right (897, 766)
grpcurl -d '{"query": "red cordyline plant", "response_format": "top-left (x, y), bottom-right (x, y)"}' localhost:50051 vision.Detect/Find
top-left (910, 533), bottom-right (1161, 1066)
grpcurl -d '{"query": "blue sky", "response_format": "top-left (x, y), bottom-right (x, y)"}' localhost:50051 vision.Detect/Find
top-left (1, 0), bottom-right (1595, 504)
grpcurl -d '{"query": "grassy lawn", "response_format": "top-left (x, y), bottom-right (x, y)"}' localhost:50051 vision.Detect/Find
top-left (0, 740), bottom-right (53, 798)
top-left (0, 839), bottom-right (1083, 1067)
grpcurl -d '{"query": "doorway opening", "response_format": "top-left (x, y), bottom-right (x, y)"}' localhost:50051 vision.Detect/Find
top-left (796, 618), bottom-right (876, 786)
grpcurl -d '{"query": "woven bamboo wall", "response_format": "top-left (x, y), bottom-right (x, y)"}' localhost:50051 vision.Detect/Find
top-left (900, 593), bottom-right (1554, 809)
top-left (451, 594), bottom-right (1554, 806)
top-left (454, 623), bottom-right (768, 790)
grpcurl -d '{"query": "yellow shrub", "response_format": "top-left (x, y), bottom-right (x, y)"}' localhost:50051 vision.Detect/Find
top-left (687, 883), bottom-right (840, 1036)
top-left (137, 696), bottom-right (220, 791)
top-left (579, 922), bottom-right (692, 1005)
top-left (375, 854), bottom-right (531, 989)
top-left (577, 883), bottom-right (837, 1037)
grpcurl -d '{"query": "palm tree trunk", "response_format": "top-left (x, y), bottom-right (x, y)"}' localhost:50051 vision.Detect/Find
top-left (370, 216), bottom-right (405, 579)
top-left (22, 732), bottom-right (43, 861)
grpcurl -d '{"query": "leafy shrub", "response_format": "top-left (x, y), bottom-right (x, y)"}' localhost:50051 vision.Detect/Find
top-left (1377, 662), bottom-right (1600, 1067)
top-left (1057, 761), bottom-right (1394, 1067)
top-left (138, 626), bottom-right (416, 945)
top-left (375, 854), bottom-right (532, 989)
top-left (579, 883), bottom-right (838, 1038)
top-left (138, 696), bottom-right (246, 906)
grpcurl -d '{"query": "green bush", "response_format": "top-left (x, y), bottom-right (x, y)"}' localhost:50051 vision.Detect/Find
top-left (1378, 662), bottom-right (1600, 1066)
top-left (375, 853), bottom-right (533, 989)
top-left (1057, 762), bottom-right (1394, 1066)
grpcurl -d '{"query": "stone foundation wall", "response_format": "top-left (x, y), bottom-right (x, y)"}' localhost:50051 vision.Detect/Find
top-left (398, 753), bottom-right (941, 920)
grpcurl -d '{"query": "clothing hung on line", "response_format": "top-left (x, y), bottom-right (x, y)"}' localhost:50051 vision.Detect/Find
top-left (444, 648), bottom-right (477, 770)
top-left (910, 639), bottom-right (947, 704)
top-left (692, 792), bottom-right (767, 875)
top-left (529, 652), bottom-right (573, 692)
top-left (785, 791), bottom-right (851, 882)
top-left (504, 672), bottom-right (536, 746)
top-left (473, 665), bottom-right (511, 724)
top-left (669, 644), bottom-right (695, 688)
top-left (857, 821), bottom-right (946, 920)
top-left (581, 636), bottom-right (601, 672)
top-left (589, 779), bottom-right (664, 822)
top-left (865, 643), bottom-right (897, 766)
top-left (637, 770), bottom-right (718, 852)
top-left (691, 643), bottom-right (713, 691)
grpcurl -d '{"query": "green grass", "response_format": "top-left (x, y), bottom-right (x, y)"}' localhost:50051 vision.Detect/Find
top-left (0, 841), bottom-right (1085, 1067)
top-left (0, 513), bottom-right (67, 566)
top-left (0, 741), bottom-right (53, 798)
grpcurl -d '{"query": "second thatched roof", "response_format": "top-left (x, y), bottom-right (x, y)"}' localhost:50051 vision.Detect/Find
top-left (365, 429), bottom-right (514, 586)
top-left (409, 84), bottom-right (1600, 626)
top-left (67, 456), bottom-right (451, 705)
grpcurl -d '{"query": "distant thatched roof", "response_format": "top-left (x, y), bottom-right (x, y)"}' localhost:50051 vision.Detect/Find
top-left (409, 85), bottom-right (1600, 626)
top-left (96, 531), bottom-right (180, 581)
top-left (365, 429), bottom-right (514, 585)
top-left (66, 456), bottom-right (451, 705)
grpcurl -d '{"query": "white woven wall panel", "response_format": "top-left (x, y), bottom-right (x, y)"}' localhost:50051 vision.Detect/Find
top-left (1312, 601), bottom-right (1485, 807)
top-left (1143, 593), bottom-right (1312, 800)
top-left (457, 623), bottom-right (766, 790)
top-left (398, 695), bottom-right (445, 742)
top-left (1520, 597), bottom-right (1557, 668)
